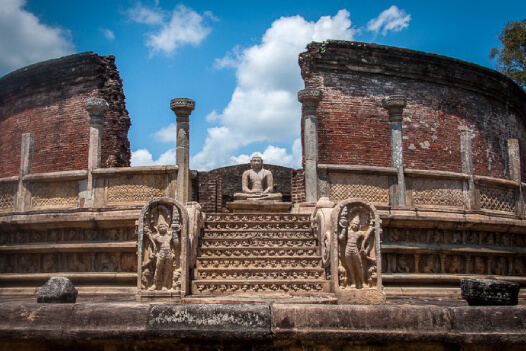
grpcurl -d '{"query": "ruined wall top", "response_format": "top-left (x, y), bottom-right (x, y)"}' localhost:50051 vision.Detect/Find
top-left (0, 52), bottom-right (131, 177)
top-left (299, 41), bottom-right (526, 120)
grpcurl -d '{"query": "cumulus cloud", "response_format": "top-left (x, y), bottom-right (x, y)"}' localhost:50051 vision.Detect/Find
top-left (128, 3), bottom-right (212, 56)
top-left (153, 123), bottom-right (177, 143)
top-left (230, 138), bottom-right (302, 168)
top-left (0, 0), bottom-right (74, 74)
top-left (191, 10), bottom-right (355, 170)
top-left (102, 28), bottom-right (115, 41)
top-left (367, 5), bottom-right (411, 35)
top-left (131, 148), bottom-right (176, 166)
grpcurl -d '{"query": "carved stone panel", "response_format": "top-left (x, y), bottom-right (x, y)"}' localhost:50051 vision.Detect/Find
top-left (479, 185), bottom-right (515, 213)
top-left (411, 178), bottom-right (464, 207)
top-left (0, 182), bottom-right (16, 212)
top-left (137, 197), bottom-right (189, 301)
top-left (31, 181), bottom-right (78, 209)
top-left (106, 174), bottom-right (166, 205)
top-left (329, 173), bottom-right (389, 204)
top-left (330, 198), bottom-right (385, 304)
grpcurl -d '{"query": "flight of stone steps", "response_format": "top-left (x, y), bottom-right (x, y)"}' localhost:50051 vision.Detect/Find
top-left (191, 213), bottom-right (330, 295)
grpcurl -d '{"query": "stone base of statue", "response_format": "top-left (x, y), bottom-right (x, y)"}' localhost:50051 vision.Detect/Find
top-left (227, 199), bottom-right (292, 213)
top-left (335, 286), bottom-right (386, 305)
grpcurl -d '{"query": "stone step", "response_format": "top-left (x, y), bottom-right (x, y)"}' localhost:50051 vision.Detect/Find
top-left (205, 223), bottom-right (311, 231)
top-left (196, 256), bottom-right (322, 269)
top-left (201, 238), bottom-right (317, 248)
top-left (192, 279), bottom-right (330, 294)
top-left (199, 247), bottom-right (319, 258)
top-left (202, 230), bottom-right (314, 239)
top-left (194, 268), bottom-right (325, 280)
top-left (205, 213), bottom-right (311, 223)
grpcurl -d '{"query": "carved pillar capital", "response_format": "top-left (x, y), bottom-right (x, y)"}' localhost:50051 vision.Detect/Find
top-left (382, 95), bottom-right (406, 123)
top-left (170, 98), bottom-right (195, 117)
top-left (86, 98), bottom-right (109, 125)
top-left (298, 89), bottom-right (322, 106)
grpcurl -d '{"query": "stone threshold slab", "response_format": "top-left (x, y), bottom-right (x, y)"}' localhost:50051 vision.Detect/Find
top-left (0, 303), bottom-right (525, 344)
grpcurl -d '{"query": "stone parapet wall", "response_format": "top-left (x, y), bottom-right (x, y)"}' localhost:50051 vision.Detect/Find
top-left (0, 52), bottom-right (131, 178)
top-left (299, 41), bottom-right (526, 181)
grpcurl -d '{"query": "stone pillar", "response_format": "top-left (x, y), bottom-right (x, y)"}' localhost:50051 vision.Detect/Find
top-left (382, 95), bottom-right (407, 207)
top-left (85, 98), bottom-right (109, 207)
top-left (461, 130), bottom-right (476, 210)
top-left (170, 98), bottom-right (195, 203)
top-left (298, 89), bottom-right (322, 203)
top-left (16, 133), bottom-right (33, 211)
top-left (507, 138), bottom-right (522, 215)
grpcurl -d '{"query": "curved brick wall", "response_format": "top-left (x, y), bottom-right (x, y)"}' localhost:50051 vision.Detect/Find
top-left (300, 41), bottom-right (526, 181)
top-left (0, 52), bottom-right (131, 178)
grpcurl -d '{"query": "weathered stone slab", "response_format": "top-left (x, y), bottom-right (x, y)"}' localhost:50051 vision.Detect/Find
top-left (37, 277), bottom-right (78, 303)
top-left (271, 304), bottom-right (451, 342)
top-left (63, 303), bottom-right (150, 340)
top-left (460, 278), bottom-right (520, 306)
top-left (148, 303), bottom-right (271, 339)
top-left (0, 303), bottom-right (72, 339)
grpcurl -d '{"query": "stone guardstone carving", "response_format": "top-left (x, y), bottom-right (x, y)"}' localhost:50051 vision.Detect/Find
top-left (137, 197), bottom-right (189, 301)
top-left (228, 155), bottom-right (291, 213)
top-left (330, 198), bottom-right (385, 304)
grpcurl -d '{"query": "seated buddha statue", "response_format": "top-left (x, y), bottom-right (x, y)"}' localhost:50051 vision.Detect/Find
top-left (233, 155), bottom-right (282, 201)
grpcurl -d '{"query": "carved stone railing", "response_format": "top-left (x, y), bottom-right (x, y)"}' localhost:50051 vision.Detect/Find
top-left (321, 164), bottom-right (524, 218)
top-left (0, 176), bottom-right (18, 213)
top-left (92, 166), bottom-right (178, 207)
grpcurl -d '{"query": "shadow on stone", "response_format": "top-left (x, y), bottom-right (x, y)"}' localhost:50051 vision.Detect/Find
top-left (461, 277), bottom-right (520, 306)
top-left (37, 277), bottom-right (78, 303)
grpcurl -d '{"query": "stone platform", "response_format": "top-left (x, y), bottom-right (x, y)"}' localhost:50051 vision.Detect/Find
top-left (0, 299), bottom-right (525, 350)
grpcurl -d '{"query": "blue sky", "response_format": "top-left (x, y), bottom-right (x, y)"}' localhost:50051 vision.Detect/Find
top-left (1, 0), bottom-right (525, 170)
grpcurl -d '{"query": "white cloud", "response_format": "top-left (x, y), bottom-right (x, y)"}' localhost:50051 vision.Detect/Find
top-left (213, 45), bottom-right (242, 69)
top-left (153, 123), bottom-right (177, 143)
top-left (230, 138), bottom-right (302, 168)
top-left (131, 148), bottom-right (176, 166)
top-left (367, 5), bottom-right (411, 35)
top-left (102, 28), bottom-right (115, 41)
top-left (0, 0), bottom-right (74, 74)
top-left (128, 3), bottom-right (212, 56)
top-left (191, 10), bottom-right (355, 170)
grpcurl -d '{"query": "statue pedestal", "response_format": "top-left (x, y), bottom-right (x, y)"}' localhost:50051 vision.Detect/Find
top-left (226, 200), bottom-right (292, 213)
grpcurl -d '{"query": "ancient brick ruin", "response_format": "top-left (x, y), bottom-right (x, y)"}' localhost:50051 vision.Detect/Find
top-left (1, 42), bottom-right (526, 349)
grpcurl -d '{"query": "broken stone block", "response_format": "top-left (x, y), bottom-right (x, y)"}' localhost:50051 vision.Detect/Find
top-left (460, 278), bottom-right (520, 306)
top-left (37, 277), bottom-right (78, 303)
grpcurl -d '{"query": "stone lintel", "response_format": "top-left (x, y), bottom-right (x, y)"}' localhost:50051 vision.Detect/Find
top-left (170, 98), bottom-right (195, 117)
